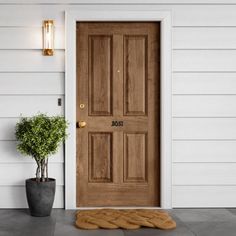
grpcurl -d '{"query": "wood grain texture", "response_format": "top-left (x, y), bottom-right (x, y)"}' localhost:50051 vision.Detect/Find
top-left (89, 132), bottom-right (113, 182)
top-left (76, 22), bottom-right (160, 207)
top-left (124, 35), bottom-right (147, 116)
top-left (124, 133), bottom-right (147, 183)
top-left (89, 35), bottom-right (112, 116)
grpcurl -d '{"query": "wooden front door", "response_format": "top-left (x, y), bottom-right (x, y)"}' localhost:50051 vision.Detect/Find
top-left (76, 22), bottom-right (160, 207)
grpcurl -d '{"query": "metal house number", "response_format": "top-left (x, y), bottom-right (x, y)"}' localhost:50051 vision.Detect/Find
top-left (111, 121), bottom-right (124, 127)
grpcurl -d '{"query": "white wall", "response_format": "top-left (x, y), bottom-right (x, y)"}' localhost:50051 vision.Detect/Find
top-left (1, 0), bottom-right (236, 208)
top-left (0, 3), bottom-right (65, 207)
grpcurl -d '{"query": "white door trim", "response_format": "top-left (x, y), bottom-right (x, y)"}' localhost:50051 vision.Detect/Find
top-left (65, 10), bottom-right (172, 209)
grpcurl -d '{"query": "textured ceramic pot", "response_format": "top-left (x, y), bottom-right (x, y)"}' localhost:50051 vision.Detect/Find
top-left (25, 178), bottom-right (56, 217)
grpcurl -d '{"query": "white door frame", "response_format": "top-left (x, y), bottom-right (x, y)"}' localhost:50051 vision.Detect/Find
top-left (65, 10), bottom-right (172, 209)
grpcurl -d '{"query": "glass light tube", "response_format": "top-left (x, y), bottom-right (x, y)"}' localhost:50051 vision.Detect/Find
top-left (43, 20), bottom-right (54, 56)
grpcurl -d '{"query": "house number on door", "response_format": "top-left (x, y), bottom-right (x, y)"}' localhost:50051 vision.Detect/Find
top-left (112, 121), bottom-right (124, 127)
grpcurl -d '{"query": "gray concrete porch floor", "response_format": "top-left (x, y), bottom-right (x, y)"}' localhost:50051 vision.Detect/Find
top-left (1, 208), bottom-right (236, 236)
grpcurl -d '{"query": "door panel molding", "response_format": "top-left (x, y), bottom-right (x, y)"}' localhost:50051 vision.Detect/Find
top-left (65, 10), bottom-right (172, 209)
top-left (88, 132), bottom-right (113, 183)
top-left (124, 35), bottom-right (148, 116)
top-left (124, 132), bottom-right (148, 183)
top-left (89, 35), bottom-right (113, 116)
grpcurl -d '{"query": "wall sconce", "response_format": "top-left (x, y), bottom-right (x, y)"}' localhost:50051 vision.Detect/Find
top-left (43, 20), bottom-right (54, 56)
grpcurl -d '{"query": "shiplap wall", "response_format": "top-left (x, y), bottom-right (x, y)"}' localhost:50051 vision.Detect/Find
top-left (0, 3), bottom-right (65, 207)
top-left (1, 1), bottom-right (236, 208)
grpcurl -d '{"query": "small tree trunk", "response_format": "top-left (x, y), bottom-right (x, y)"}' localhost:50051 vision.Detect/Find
top-left (36, 165), bottom-right (40, 182)
top-left (41, 159), bottom-right (46, 182)
top-left (35, 158), bottom-right (41, 182)
top-left (45, 158), bottom-right (49, 181)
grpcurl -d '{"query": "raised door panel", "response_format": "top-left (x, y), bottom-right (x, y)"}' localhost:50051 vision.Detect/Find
top-left (124, 133), bottom-right (147, 183)
top-left (89, 35), bottom-right (113, 116)
top-left (124, 35), bottom-right (147, 116)
top-left (88, 132), bottom-right (113, 183)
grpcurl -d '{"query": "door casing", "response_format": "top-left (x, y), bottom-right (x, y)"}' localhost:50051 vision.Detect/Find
top-left (65, 10), bottom-right (172, 209)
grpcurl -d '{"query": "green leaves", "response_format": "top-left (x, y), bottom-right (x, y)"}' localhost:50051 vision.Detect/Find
top-left (15, 113), bottom-right (68, 162)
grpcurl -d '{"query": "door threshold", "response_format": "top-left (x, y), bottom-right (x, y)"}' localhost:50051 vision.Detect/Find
top-left (75, 207), bottom-right (163, 210)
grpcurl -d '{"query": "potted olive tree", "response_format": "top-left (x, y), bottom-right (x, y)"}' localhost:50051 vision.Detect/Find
top-left (15, 113), bottom-right (68, 217)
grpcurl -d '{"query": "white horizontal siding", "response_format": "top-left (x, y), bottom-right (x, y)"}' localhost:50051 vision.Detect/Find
top-left (2, 5), bottom-right (236, 27)
top-left (0, 5), bottom-right (65, 27)
top-left (0, 73), bottom-right (64, 95)
top-left (171, 5), bottom-right (236, 208)
top-left (0, 186), bottom-right (64, 208)
top-left (0, 163), bottom-right (64, 185)
top-left (173, 95), bottom-right (236, 117)
top-left (0, 96), bottom-right (64, 117)
top-left (0, 118), bottom-right (21, 140)
top-left (173, 118), bottom-right (236, 140)
top-left (173, 186), bottom-right (236, 208)
top-left (0, 141), bottom-right (64, 163)
top-left (174, 50), bottom-right (236, 72)
top-left (173, 140), bottom-right (236, 163)
top-left (0, 50), bottom-right (64, 72)
top-left (173, 73), bottom-right (236, 95)
top-left (173, 163), bottom-right (236, 185)
top-left (0, 27), bottom-right (64, 49)
top-left (171, 5), bottom-right (236, 26)
top-left (173, 27), bottom-right (236, 49)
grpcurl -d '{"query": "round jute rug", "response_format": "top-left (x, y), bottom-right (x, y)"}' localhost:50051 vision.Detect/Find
top-left (75, 209), bottom-right (176, 230)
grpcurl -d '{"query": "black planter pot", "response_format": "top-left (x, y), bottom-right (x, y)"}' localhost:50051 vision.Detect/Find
top-left (25, 178), bottom-right (56, 217)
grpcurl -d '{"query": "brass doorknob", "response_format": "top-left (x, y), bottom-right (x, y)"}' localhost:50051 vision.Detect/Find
top-left (76, 121), bottom-right (87, 128)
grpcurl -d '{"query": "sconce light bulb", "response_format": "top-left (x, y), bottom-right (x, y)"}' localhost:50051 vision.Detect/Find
top-left (43, 20), bottom-right (55, 56)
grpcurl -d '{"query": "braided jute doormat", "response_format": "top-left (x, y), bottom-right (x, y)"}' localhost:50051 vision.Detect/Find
top-left (75, 209), bottom-right (176, 230)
